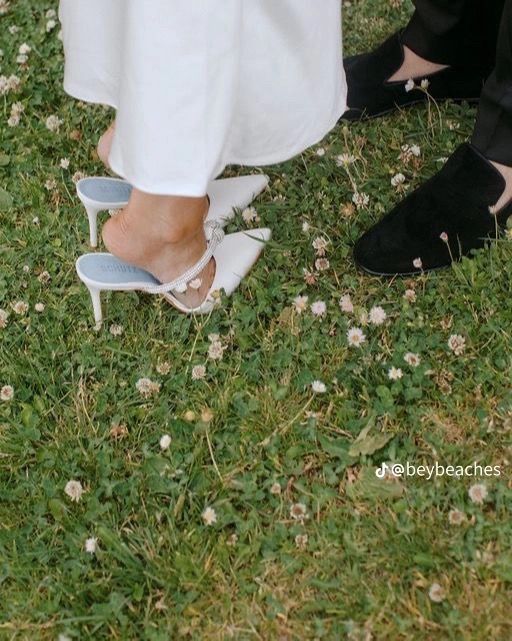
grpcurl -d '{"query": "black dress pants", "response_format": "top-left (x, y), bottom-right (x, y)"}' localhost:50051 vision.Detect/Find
top-left (403, 0), bottom-right (512, 166)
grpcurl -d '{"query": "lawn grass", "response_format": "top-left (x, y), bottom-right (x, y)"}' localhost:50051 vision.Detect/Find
top-left (0, 1), bottom-right (511, 639)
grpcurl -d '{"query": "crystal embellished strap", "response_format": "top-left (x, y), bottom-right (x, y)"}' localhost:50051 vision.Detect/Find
top-left (143, 222), bottom-right (224, 295)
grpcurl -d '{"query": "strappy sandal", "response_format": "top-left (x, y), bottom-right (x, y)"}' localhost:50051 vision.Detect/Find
top-left (75, 222), bottom-right (271, 324)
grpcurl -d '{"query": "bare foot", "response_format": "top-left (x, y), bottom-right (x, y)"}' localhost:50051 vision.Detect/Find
top-left (102, 190), bottom-right (215, 309)
top-left (490, 161), bottom-right (512, 212)
top-left (388, 45), bottom-right (449, 83)
top-left (97, 121), bottom-right (116, 169)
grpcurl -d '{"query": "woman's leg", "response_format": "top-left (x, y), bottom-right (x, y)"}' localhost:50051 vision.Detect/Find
top-left (102, 191), bottom-right (215, 308)
top-left (97, 122), bottom-right (115, 169)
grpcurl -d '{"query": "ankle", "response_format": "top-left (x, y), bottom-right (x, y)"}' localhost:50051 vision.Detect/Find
top-left (97, 122), bottom-right (116, 168)
top-left (101, 191), bottom-right (209, 282)
top-left (490, 160), bottom-right (512, 212)
top-left (388, 45), bottom-right (449, 83)
top-left (128, 191), bottom-right (208, 245)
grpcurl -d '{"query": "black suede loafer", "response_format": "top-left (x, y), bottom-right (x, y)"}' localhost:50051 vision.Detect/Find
top-left (353, 144), bottom-right (512, 276)
top-left (342, 31), bottom-right (487, 121)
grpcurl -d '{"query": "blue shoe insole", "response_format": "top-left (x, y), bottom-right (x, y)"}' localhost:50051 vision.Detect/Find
top-left (79, 178), bottom-right (133, 204)
top-left (78, 254), bottom-right (160, 287)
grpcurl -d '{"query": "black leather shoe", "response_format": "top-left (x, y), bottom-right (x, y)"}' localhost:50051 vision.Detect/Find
top-left (353, 144), bottom-right (512, 276)
top-left (342, 31), bottom-right (486, 121)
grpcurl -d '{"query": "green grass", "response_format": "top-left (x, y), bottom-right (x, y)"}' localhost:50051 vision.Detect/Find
top-left (1, 1), bottom-right (511, 639)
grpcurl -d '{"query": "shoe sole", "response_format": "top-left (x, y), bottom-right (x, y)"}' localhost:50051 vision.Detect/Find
top-left (342, 96), bottom-right (481, 122)
top-left (353, 258), bottom-right (449, 278)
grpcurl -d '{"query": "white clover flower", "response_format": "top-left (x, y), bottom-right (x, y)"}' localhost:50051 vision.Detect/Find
top-left (156, 361), bottom-right (171, 375)
top-left (35, 303), bottom-right (45, 313)
top-left (59, 158), bottom-right (70, 169)
top-left (84, 537), bottom-right (98, 554)
top-left (315, 257), bottom-right (330, 271)
top-left (388, 367), bottom-right (403, 381)
top-left (448, 509), bottom-right (466, 525)
top-left (391, 173), bottom-right (406, 187)
top-left (352, 191), bottom-right (370, 210)
top-left (1, 385), bottom-right (14, 401)
top-left (293, 295), bottom-right (309, 314)
top-left (413, 257), bottom-right (423, 270)
top-left (270, 482), bottom-right (281, 495)
top-left (18, 43), bottom-right (31, 55)
top-left (302, 221), bottom-right (310, 233)
top-left (405, 79), bottom-right (415, 92)
top-left (448, 334), bottom-right (466, 356)
top-left (135, 377), bottom-right (160, 398)
top-left (45, 114), bottom-right (63, 132)
top-left (295, 534), bottom-right (309, 549)
top-left (64, 480), bottom-right (84, 502)
top-left (428, 583), bottom-right (446, 603)
top-left (290, 503), bottom-right (308, 521)
top-left (11, 101), bottom-right (24, 116)
top-left (410, 145), bottom-right (421, 157)
top-left (420, 78), bottom-right (430, 90)
top-left (303, 268), bottom-right (317, 285)
top-left (369, 306), bottom-right (387, 326)
top-left (311, 380), bottom-right (326, 394)
top-left (202, 506), bottom-right (217, 526)
top-left (404, 352), bottom-right (421, 367)
top-left (310, 300), bottom-right (327, 317)
top-left (46, 18), bottom-right (57, 32)
top-left (109, 323), bottom-right (123, 336)
top-left (339, 294), bottom-right (354, 314)
top-left (241, 206), bottom-right (259, 224)
top-left (12, 301), bottom-right (28, 315)
top-left (226, 533), bottom-right (238, 546)
top-left (208, 340), bottom-right (225, 361)
top-left (191, 364), bottom-right (206, 380)
top-left (159, 434), bottom-right (172, 450)
top-left (347, 327), bottom-right (366, 347)
top-left (0, 309), bottom-right (9, 328)
top-left (316, 147), bottom-right (326, 157)
top-left (468, 483), bottom-right (488, 504)
top-left (404, 289), bottom-right (417, 303)
top-left (312, 236), bottom-right (328, 256)
top-left (335, 153), bottom-right (356, 167)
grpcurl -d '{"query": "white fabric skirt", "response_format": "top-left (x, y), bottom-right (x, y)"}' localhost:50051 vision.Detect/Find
top-left (59, 0), bottom-right (346, 196)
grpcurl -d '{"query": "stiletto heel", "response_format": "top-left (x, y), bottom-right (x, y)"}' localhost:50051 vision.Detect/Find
top-left (75, 223), bottom-right (271, 323)
top-left (76, 175), bottom-right (269, 246)
top-left (84, 205), bottom-right (100, 248)
top-left (87, 285), bottom-right (103, 326)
